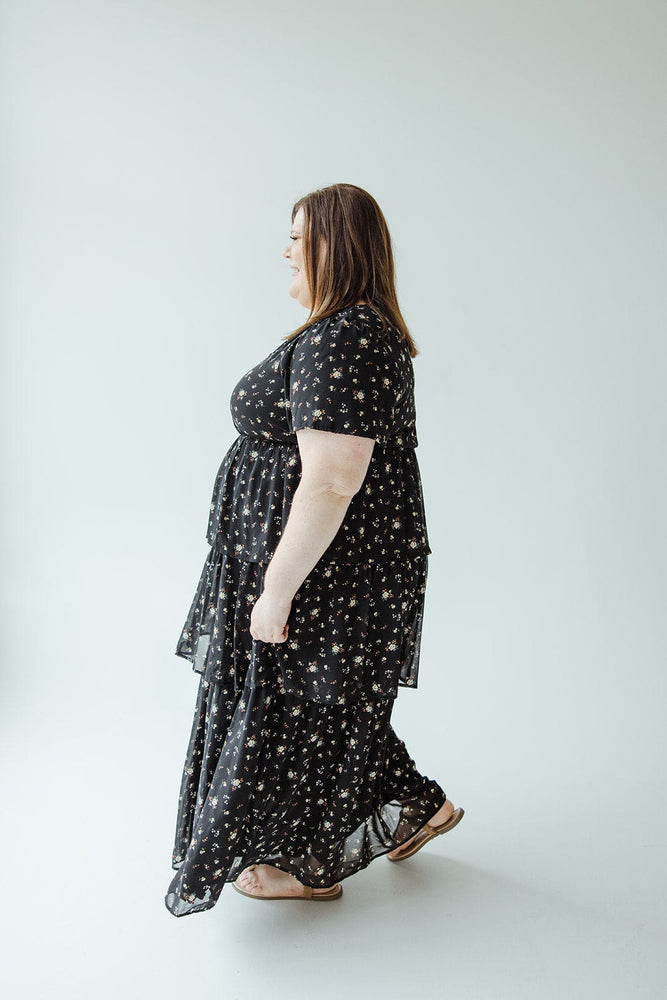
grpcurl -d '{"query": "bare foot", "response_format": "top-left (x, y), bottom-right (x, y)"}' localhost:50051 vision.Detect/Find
top-left (235, 863), bottom-right (337, 898)
top-left (387, 799), bottom-right (455, 860)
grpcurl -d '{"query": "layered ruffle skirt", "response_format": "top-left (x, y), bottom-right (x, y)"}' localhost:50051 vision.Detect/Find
top-left (165, 542), bottom-right (446, 918)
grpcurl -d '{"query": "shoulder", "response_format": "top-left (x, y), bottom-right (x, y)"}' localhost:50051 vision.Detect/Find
top-left (321, 303), bottom-right (389, 337)
top-left (296, 305), bottom-right (398, 359)
top-left (288, 307), bottom-right (412, 403)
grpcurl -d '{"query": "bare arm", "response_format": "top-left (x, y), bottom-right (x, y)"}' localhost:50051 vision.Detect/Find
top-left (261, 427), bottom-right (375, 603)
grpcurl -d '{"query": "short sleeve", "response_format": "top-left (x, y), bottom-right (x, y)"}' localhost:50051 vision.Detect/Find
top-left (289, 312), bottom-right (400, 444)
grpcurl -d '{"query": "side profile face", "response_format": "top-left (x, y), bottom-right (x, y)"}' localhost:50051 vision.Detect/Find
top-left (282, 206), bottom-right (312, 309)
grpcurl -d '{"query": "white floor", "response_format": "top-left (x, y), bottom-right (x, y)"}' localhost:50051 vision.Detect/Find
top-left (1, 675), bottom-right (664, 1000)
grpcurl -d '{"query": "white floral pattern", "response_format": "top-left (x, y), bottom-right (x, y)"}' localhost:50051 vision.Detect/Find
top-left (165, 305), bottom-right (446, 918)
top-left (206, 304), bottom-right (432, 565)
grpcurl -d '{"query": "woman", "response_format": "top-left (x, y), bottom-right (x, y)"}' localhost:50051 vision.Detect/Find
top-left (164, 183), bottom-right (464, 916)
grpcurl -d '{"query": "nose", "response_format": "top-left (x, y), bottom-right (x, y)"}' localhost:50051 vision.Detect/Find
top-left (282, 245), bottom-right (290, 258)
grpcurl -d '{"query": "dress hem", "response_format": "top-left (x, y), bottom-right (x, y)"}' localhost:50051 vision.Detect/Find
top-left (165, 790), bottom-right (448, 918)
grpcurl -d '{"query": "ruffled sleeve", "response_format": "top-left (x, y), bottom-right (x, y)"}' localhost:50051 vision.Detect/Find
top-left (288, 310), bottom-right (400, 445)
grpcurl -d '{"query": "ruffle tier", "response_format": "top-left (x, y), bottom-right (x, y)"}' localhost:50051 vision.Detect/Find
top-left (174, 543), bottom-right (429, 706)
top-left (205, 433), bottom-right (432, 567)
top-left (165, 673), bottom-right (447, 917)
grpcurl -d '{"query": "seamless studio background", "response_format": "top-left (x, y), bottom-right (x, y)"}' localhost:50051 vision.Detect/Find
top-left (2, 1), bottom-right (666, 998)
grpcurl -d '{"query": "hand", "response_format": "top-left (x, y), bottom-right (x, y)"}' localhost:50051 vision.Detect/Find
top-left (249, 588), bottom-right (292, 644)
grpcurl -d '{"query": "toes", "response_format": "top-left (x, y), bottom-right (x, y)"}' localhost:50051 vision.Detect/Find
top-left (238, 866), bottom-right (261, 891)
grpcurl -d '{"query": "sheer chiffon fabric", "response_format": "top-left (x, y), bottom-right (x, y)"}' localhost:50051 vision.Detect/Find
top-left (165, 670), bottom-right (446, 917)
top-left (174, 543), bottom-right (430, 704)
top-left (165, 305), bottom-right (445, 917)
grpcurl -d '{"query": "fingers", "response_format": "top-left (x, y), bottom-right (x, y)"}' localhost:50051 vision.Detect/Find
top-left (251, 626), bottom-right (289, 643)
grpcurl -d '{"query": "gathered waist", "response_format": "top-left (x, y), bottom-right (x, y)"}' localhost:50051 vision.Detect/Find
top-left (235, 431), bottom-right (414, 451)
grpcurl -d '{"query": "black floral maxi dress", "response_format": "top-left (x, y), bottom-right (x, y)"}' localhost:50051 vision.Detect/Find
top-left (164, 303), bottom-right (447, 917)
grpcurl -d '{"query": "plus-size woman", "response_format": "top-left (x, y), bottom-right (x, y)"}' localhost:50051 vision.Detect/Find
top-left (164, 182), bottom-right (464, 917)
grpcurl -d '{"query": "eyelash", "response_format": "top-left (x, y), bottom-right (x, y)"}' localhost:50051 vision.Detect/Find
top-left (290, 235), bottom-right (299, 240)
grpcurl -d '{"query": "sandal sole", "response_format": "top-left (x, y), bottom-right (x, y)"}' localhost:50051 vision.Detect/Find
top-left (232, 879), bottom-right (344, 901)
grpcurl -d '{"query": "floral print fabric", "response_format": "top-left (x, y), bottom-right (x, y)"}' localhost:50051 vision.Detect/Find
top-left (206, 304), bottom-right (432, 566)
top-left (174, 542), bottom-right (428, 705)
top-left (165, 675), bottom-right (447, 917)
top-left (165, 304), bottom-right (445, 917)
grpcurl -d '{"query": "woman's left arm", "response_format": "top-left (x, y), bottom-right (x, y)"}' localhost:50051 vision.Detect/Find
top-left (249, 427), bottom-right (374, 642)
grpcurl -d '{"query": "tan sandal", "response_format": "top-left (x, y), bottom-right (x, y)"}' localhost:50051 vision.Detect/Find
top-left (387, 806), bottom-right (465, 862)
top-left (232, 868), bottom-right (343, 901)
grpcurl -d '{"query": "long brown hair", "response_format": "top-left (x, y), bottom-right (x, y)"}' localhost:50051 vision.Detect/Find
top-left (282, 183), bottom-right (420, 358)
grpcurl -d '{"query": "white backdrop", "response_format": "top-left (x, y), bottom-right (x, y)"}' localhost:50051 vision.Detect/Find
top-left (2, 1), bottom-right (665, 997)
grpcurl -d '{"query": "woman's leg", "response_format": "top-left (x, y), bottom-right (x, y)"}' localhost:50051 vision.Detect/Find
top-left (381, 722), bottom-right (455, 856)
